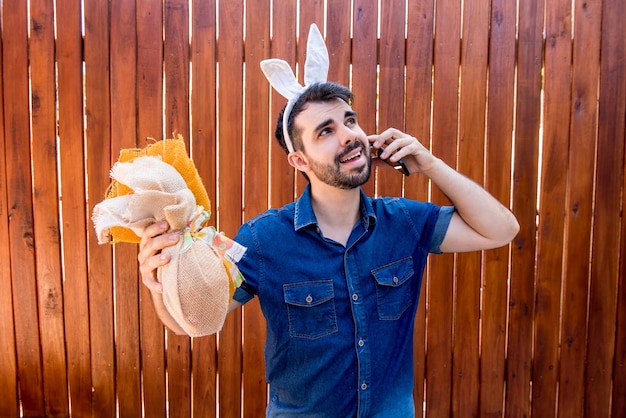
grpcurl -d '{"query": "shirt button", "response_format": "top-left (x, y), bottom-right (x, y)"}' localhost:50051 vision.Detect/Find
top-left (305, 295), bottom-right (313, 304)
top-left (358, 338), bottom-right (364, 347)
top-left (352, 293), bottom-right (358, 301)
top-left (361, 381), bottom-right (367, 390)
top-left (393, 276), bottom-right (399, 284)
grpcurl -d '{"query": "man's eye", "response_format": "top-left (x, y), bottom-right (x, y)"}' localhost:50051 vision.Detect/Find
top-left (346, 117), bottom-right (356, 126)
top-left (319, 128), bottom-right (332, 136)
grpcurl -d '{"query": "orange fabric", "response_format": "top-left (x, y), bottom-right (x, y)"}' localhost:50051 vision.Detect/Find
top-left (104, 135), bottom-right (211, 243)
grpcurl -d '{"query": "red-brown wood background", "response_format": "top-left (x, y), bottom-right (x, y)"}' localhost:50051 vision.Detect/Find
top-left (1, 0), bottom-right (625, 416)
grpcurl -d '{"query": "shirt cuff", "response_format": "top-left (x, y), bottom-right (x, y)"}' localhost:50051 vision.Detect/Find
top-left (429, 206), bottom-right (455, 254)
top-left (233, 281), bottom-right (255, 304)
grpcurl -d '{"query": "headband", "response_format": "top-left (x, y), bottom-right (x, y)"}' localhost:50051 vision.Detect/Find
top-left (260, 24), bottom-right (329, 153)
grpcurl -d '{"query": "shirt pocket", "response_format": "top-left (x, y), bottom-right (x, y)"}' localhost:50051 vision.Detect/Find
top-left (371, 257), bottom-right (415, 320)
top-left (283, 280), bottom-right (338, 340)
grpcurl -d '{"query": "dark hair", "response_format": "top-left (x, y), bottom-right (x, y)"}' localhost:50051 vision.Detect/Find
top-left (274, 82), bottom-right (354, 154)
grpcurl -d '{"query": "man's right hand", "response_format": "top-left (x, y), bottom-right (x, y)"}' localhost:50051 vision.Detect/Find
top-left (137, 221), bottom-right (182, 293)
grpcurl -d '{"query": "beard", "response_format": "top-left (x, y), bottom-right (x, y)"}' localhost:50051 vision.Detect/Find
top-left (307, 141), bottom-right (372, 189)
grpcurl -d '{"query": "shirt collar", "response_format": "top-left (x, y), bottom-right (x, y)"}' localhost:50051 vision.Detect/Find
top-left (294, 184), bottom-right (377, 231)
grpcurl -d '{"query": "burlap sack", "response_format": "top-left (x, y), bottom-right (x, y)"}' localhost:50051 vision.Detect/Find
top-left (159, 238), bottom-right (231, 336)
top-left (92, 141), bottom-right (245, 336)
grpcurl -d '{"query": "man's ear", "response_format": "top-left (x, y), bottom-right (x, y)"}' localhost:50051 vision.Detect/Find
top-left (287, 151), bottom-right (310, 173)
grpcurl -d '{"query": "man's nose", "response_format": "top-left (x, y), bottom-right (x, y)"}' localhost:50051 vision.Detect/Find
top-left (338, 125), bottom-right (356, 146)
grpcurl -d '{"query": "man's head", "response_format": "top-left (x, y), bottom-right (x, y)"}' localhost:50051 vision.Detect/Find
top-left (275, 82), bottom-right (373, 189)
top-left (274, 82), bottom-right (353, 154)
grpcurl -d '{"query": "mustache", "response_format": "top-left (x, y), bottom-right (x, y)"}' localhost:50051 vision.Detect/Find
top-left (336, 141), bottom-right (365, 162)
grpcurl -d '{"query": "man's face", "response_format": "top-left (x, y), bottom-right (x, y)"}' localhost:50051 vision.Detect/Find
top-left (294, 99), bottom-right (372, 189)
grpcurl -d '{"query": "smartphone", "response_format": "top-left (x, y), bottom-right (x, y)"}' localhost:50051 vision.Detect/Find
top-left (372, 145), bottom-right (410, 176)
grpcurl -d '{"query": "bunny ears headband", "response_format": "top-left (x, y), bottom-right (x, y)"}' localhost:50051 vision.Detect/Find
top-left (260, 24), bottom-right (329, 153)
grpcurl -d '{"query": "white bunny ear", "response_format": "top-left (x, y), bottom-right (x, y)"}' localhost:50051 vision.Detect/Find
top-left (260, 59), bottom-right (305, 100)
top-left (304, 24), bottom-right (329, 86)
top-left (260, 23), bottom-right (331, 155)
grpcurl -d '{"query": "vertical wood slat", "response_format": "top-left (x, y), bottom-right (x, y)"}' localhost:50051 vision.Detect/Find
top-left (163, 2), bottom-right (192, 416)
top-left (405, 0), bottom-right (435, 412)
top-left (326, 0), bottom-right (352, 87)
top-left (481, 0), bottom-right (516, 414)
top-left (83, 0), bottom-right (116, 414)
top-left (56, 0), bottom-right (92, 415)
top-left (427, 0), bottom-right (461, 415)
top-left (532, 0), bottom-right (572, 415)
top-left (351, 0), bottom-right (378, 198)
top-left (217, 1), bottom-right (244, 416)
top-left (190, 1), bottom-right (218, 417)
top-left (507, 0), bottom-right (544, 415)
top-left (586, 0), bottom-right (626, 414)
top-left (0, 3), bottom-right (19, 414)
top-left (376, 0), bottom-right (406, 197)
top-left (136, 0), bottom-right (167, 415)
top-left (2, 0), bottom-right (45, 415)
top-left (242, 2), bottom-right (270, 416)
top-left (110, 0), bottom-right (141, 415)
top-left (557, 0), bottom-right (602, 416)
top-left (269, 0), bottom-right (297, 208)
top-left (294, 2), bottom-right (324, 197)
top-left (30, 0), bottom-right (70, 415)
top-left (452, 0), bottom-right (490, 415)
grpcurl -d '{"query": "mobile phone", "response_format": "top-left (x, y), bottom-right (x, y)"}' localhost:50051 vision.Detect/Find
top-left (373, 145), bottom-right (410, 176)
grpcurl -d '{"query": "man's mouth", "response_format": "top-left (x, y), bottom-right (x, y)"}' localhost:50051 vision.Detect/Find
top-left (338, 144), bottom-right (366, 164)
top-left (340, 149), bottom-right (362, 163)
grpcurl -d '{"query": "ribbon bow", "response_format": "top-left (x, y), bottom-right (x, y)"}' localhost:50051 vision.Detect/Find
top-left (181, 206), bottom-right (246, 289)
top-left (260, 24), bottom-right (329, 153)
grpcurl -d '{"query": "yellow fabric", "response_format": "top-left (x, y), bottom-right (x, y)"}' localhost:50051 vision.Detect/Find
top-left (104, 135), bottom-right (211, 243)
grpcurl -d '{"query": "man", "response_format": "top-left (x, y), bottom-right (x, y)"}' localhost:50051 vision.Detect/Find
top-left (139, 24), bottom-right (518, 417)
top-left (139, 81), bottom-right (518, 417)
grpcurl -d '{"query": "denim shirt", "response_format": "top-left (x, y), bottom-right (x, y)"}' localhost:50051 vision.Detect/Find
top-left (233, 185), bottom-right (454, 417)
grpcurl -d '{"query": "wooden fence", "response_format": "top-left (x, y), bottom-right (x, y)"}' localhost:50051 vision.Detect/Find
top-left (1, 0), bottom-right (625, 416)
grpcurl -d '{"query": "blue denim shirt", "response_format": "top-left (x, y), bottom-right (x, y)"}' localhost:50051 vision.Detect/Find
top-left (233, 185), bottom-right (454, 417)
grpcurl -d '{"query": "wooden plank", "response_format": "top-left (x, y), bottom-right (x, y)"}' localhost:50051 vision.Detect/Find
top-left (326, 0), bottom-right (352, 86)
top-left (217, 0), bottom-right (244, 416)
top-left (294, 1), bottom-right (324, 197)
top-left (585, 0), bottom-right (626, 414)
top-left (376, 0), bottom-right (405, 197)
top-left (532, 0), bottom-right (572, 414)
top-left (83, 0), bottom-right (116, 414)
top-left (242, 2), bottom-right (270, 416)
top-left (190, 1), bottom-right (218, 416)
top-left (56, 0), bottom-right (92, 415)
top-left (351, 0), bottom-right (378, 197)
top-left (163, 0), bottom-right (192, 416)
top-left (452, 0), bottom-right (489, 415)
top-left (615, 220), bottom-right (626, 414)
top-left (136, 0), bottom-right (167, 415)
top-left (269, 0), bottom-right (297, 208)
top-left (29, 0), bottom-right (70, 415)
top-left (481, 0), bottom-right (516, 414)
top-left (426, 0), bottom-right (461, 415)
top-left (2, 0), bottom-right (45, 415)
top-left (557, 2), bottom-right (601, 416)
top-left (110, 0), bottom-right (141, 415)
top-left (164, 0), bottom-right (190, 141)
top-left (506, 0), bottom-right (543, 414)
top-left (405, 0), bottom-right (434, 411)
top-left (0, 7), bottom-right (19, 414)
top-left (404, 0), bottom-right (434, 202)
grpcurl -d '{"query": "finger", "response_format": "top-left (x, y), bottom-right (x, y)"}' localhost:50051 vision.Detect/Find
top-left (139, 250), bottom-right (172, 293)
top-left (139, 220), bottom-right (169, 249)
top-left (138, 227), bottom-right (178, 265)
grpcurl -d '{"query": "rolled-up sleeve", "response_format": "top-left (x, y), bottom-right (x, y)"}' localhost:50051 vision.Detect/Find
top-left (428, 205), bottom-right (455, 254)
